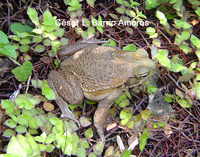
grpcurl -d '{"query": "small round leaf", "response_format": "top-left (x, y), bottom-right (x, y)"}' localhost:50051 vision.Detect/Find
top-left (34, 44), bottom-right (45, 53)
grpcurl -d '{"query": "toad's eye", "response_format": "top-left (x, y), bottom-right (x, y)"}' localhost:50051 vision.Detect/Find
top-left (138, 72), bottom-right (148, 78)
top-left (135, 67), bottom-right (149, 78)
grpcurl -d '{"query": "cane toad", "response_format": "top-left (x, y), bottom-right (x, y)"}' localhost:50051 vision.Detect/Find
top-left (48, 38), bottom-right (155, 142)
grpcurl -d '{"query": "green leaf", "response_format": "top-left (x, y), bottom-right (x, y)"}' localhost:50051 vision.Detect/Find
top-left (149, 33), bottom-right (158, 38)
top-left (164, 96), bottom-right (172, 103)
top-left (147, 85), bottom-right (157, 94)
top-left (104, 146), bottom-right (114, 156)
top-left (127, 120), bottom-right (134, 129)
top-left (84, 128), bottom-right (93, 138)
top-left (68, 0), bottom-right (79, 7)
top-left (119, 99), bottom-right (130, 108)
top-left (156, 11), bottom-right (169, 28)
top-left (4, 119), bottom-right (16, 128)
top-left (180, 44), bottom-right (192, 54)
top-left (60, 38), bottom-right (69, 46)
top-left (7, 136), bottom-right (27, 156)
top-left (123, 44), bottom-right (136, 52)
top-left (10, 23), bottom-right (33, 35)
top-left (121, 149), bottom-right (131, 157)
top-left (195, 7), bottom-right (200, 17)
top-left (31, 79), bottom-right (44, 88)
top-left (50, 117), bottom-right (59, 125)
top-left (42, 87), bottom-right (56, 100)
top-left (44, 135), bottom-right (55, 144)
top-left (139, 138), bottom-right (147, 151)
top-left (28, 128), bottom-right (38, 134)
top-left (29, 117), bottom-right (38, 129)
top-left (1, 44), bottom-right (18, 59)
top-left (55, 119), bottom-right (64, 131)
top-left (82, 18), bottom-right (91, 27)
top-left (80, 116), bottom-right (92, 127)
top-left (32, 28), bottom-right (43, 34)
top-left (86, 0), bottom-right (94, 7)
top-left (2, 129), bottom-right (14, 138)
top-left (34, 116), bottom-right (44, 127)
top-left (1, 100), bottom-right (15, 109)
top-left (151, 40), bottom-right (160, 48)
top-left (43, 9), bottom-right (52, 20)
top-left (181, 31), bottom-right (190, 40)
top-left (141, 109), bottom-right (151, 120)
top-left (120, 110), bottom-right (129, 119)
top-left (22, 109), bottom-right (33, 118)
top-left (156, 10), bottom-right (166, 20)
top-left (17, 134), bottom-right (33, 155)
top-left (155, 53), bottom-right (171, 68)
top-left (145, 0), bottom-right (160, 10)
top-left (115, 93), bottom-right (127, 104)
top-left (38, 144), bottom-right (46, 152)
top-left (116, 7), bottom-right (125, 14)
top-left (77, 146), bottom-right (86, 157)
top-left (5, 105), bottom-right (15, 114)
top-left (170, 63), bottom-right (187, 72)
top-left (20, 38), bottom-right (31, 45)
top-left (102, 39), bottom-right (116, 47)
top-left (46, 144), bottom-right (55, 153)
top-left (190, 34), bottom-right (200, 49)
top-left (87, 26), bottom-right (95, 36)
top-left (35, 136), bottom-right (44, 143)
top-left (48, 31), bottom-right (58, 40)
top-left (146, 27), bottom-right (156, 35)
top-left (0, 31), bottom-right (9, 44)
top-left (79, 139), bottom-right (89, 148)
top-left (121, 118), bottom-right (129, 126)
top-left (169, 0), bottom-right (177, 4)
top-left (174, 19), bottom-right (192, 29)
top-left (93, 141), bottom-right (104, 156)
top-left (177, 99), bottom-right (192, 108)
top-left (19, 44), bottom-right (30, 52)
top-left (26, 132), bottom-right (40, 156)
top-left (34, 44), bottom-right (45, 53)
top-left (27, 97), bottom-right (41, 106)
top-left (43, 38), bottom-right (51, 46)
top-left (130, 0), bottom-right (140, 6)
top-left (9, 35), bottom-right (20, 41)
top-left (10, 115), bottom-right (18, 123)
top-left (17, 114), bottom-right (29, 125)
top-left (109, 13), bottom-right (118, 20)
top-left (51, 40), bottom-right (60, 48)
top-left (116, 0), bottom-right (123, 4)
top-left (30, 108), bottom-right (39, 116)
top-left (14, 97), bottom-right (25, 107)
top-left (139, 129), bottom-right (148, 151)
top-left (12, 61), bottom-right (33, 82)
top-left (12, 43), bottom-right (19, 50)
top-left (55, 28), bottom-right (64, 37)
top-left (22, 100), bottom-right (34, 110)
top-left (16, 125), bottom-right (27, 133)
top-left (32, 36), bottom-right (42, 43)
top-left (88, 152), bottom-right (97, 157)
top-left (27, 7), bottom-right (39, 26)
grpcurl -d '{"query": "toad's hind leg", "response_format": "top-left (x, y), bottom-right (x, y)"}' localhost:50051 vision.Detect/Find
top-left (48, 70), bottom-right (84, 125)
top-left (94, 89), bottom-right (123, 142)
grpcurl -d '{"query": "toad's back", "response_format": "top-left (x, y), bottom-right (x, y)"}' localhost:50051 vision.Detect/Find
top-left (59, 45), bottom-right (133, 92)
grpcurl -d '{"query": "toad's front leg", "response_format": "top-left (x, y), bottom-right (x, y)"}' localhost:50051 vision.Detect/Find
top-left (94, 89), bottom-right (123, 142)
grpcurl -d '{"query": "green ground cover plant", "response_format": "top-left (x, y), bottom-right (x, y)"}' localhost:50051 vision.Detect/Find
top-left (0, 0), bottom-right (200, 156)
